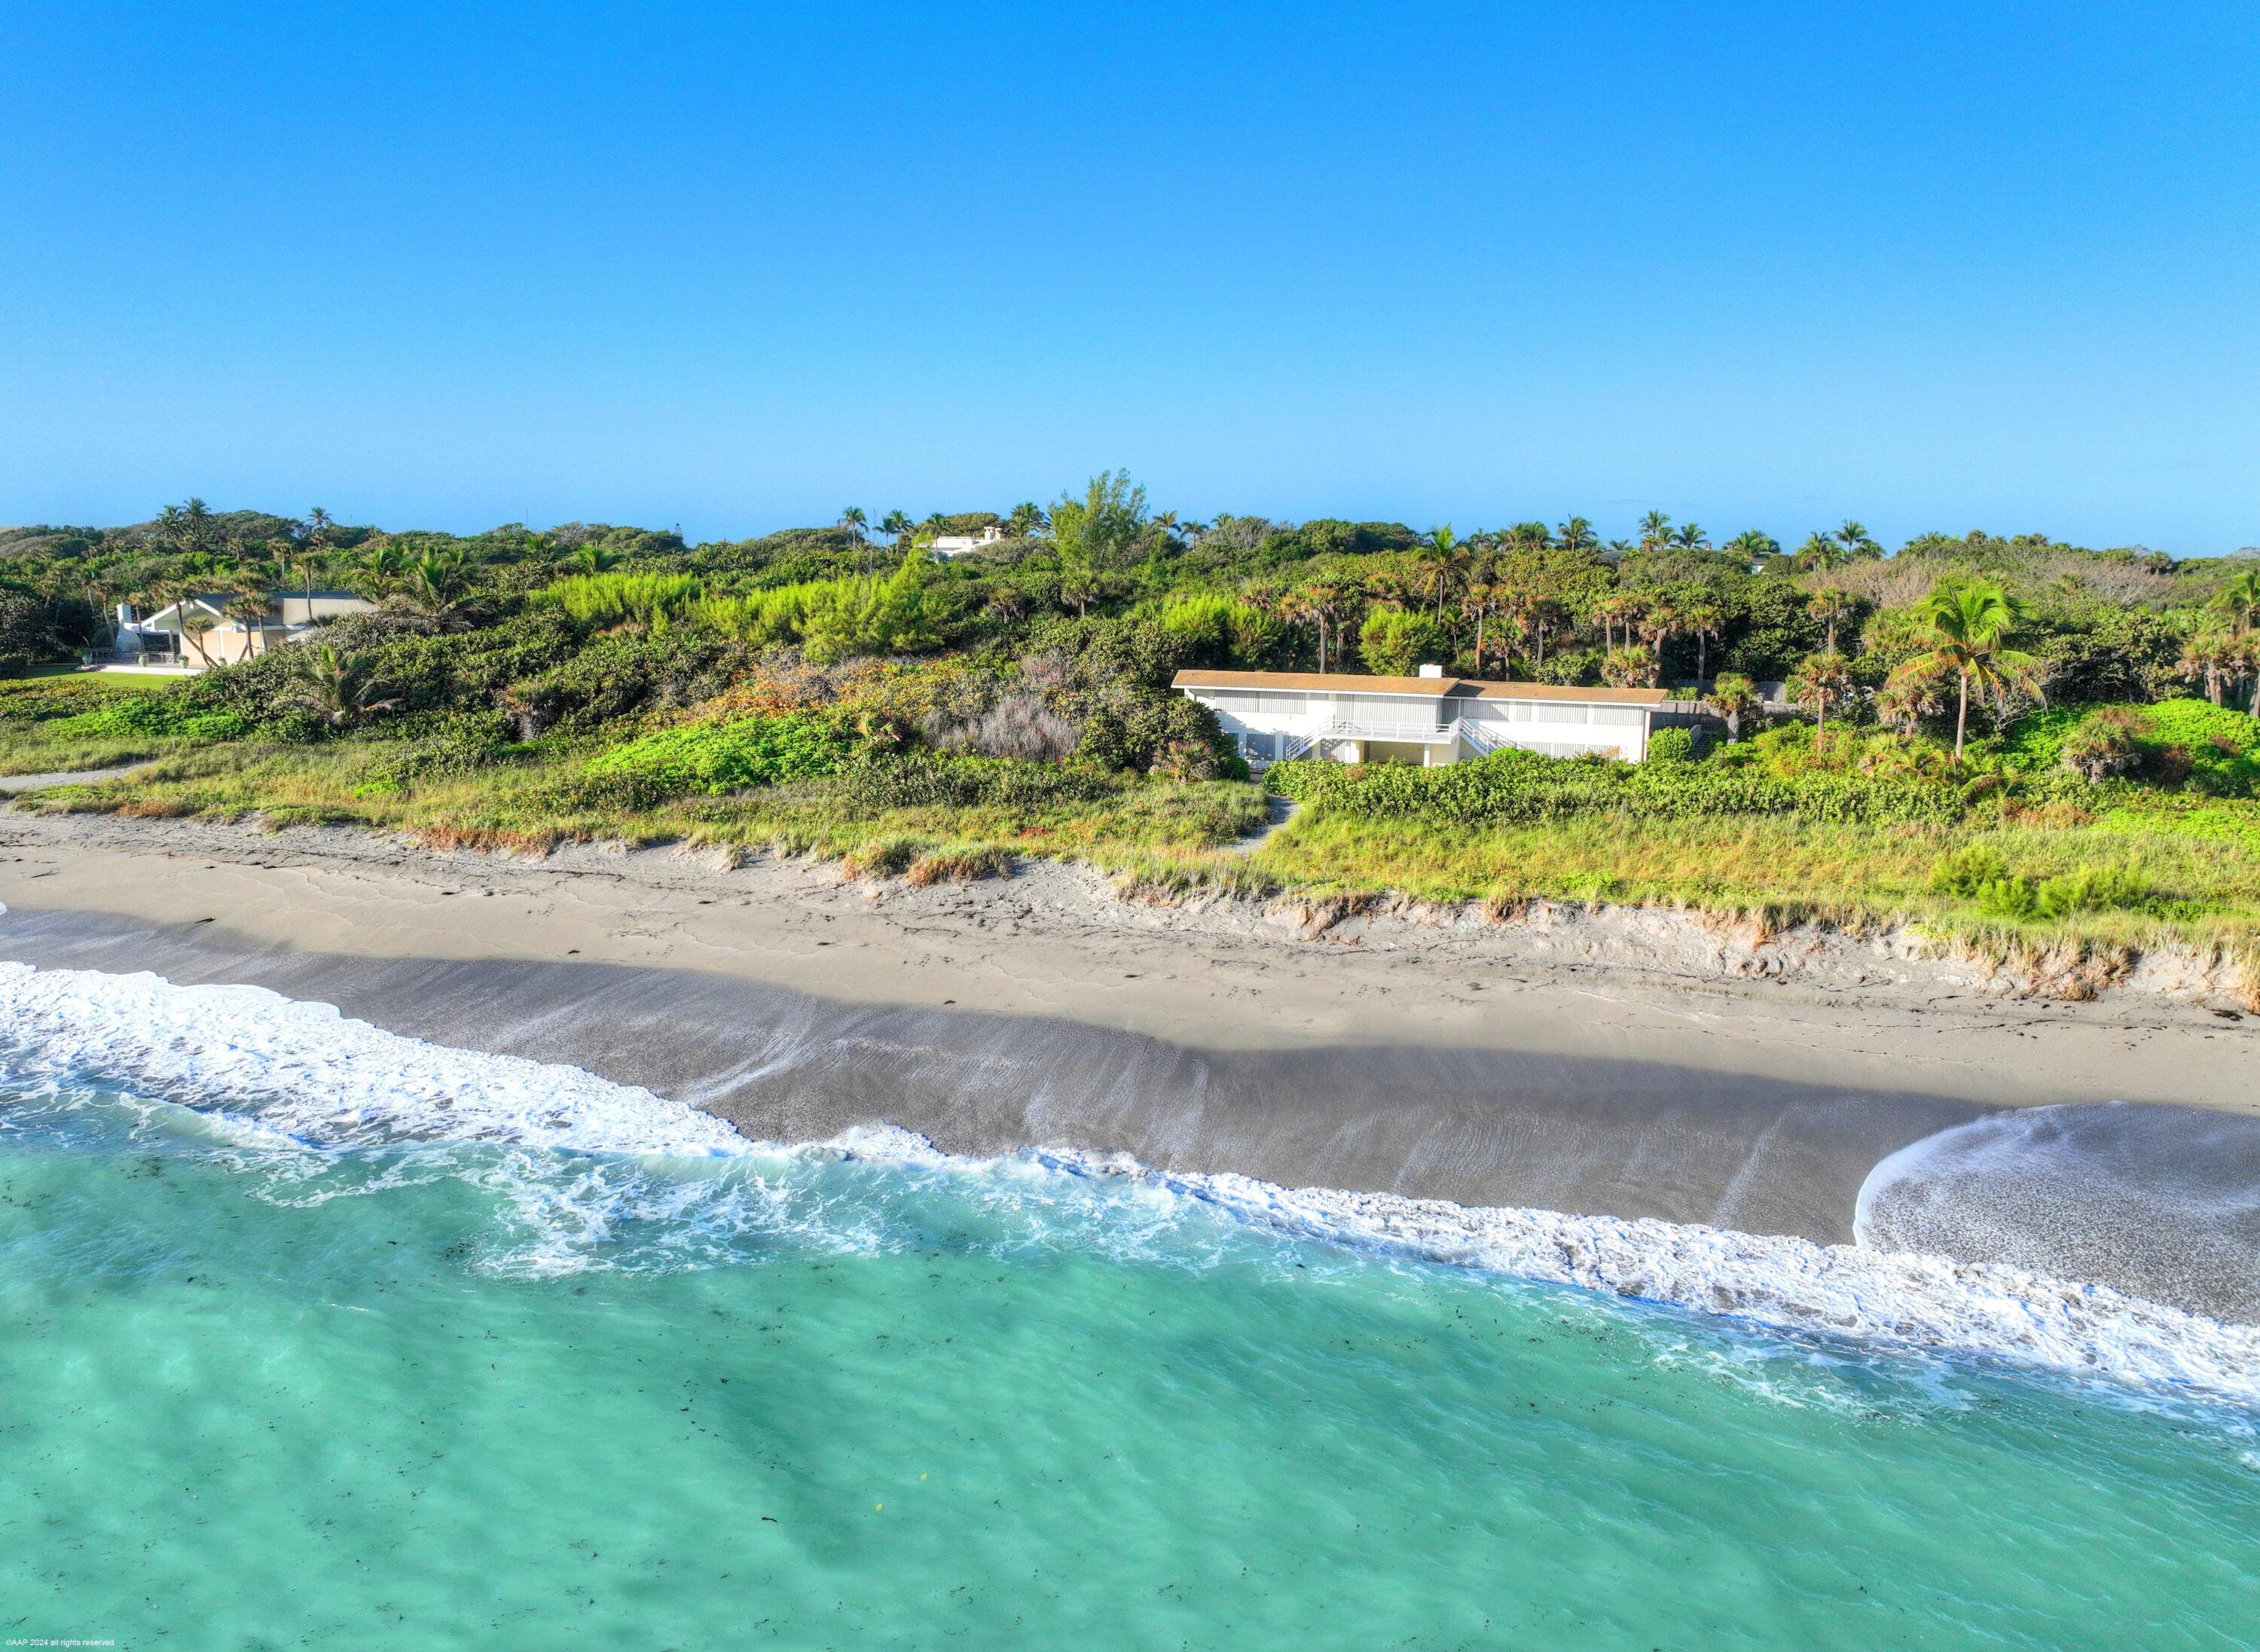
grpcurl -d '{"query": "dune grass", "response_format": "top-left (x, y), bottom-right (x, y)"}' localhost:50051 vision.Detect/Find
top-left (17, 721), bottom-right (2260, 981)
top-left (19, 740), bottom-right (1272, 863)
top-left (1242, 806), bottom-right (2260, 954)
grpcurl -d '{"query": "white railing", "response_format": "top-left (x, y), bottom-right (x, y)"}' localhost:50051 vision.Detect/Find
top-left (1312, 716), bottom-right (1452, 744)
top-left (1450, 718), bottom-right (1505, 755)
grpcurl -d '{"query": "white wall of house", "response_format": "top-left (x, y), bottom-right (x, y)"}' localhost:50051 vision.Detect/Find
top-left (1464, 698), bottom-right (1650, 761)
top-left (930, 525), bottom-right (1006, 559)
top-left (1180, 683), bottom-right (1653, 765)
top-left (1188, 686), bottom-right (1455, 765)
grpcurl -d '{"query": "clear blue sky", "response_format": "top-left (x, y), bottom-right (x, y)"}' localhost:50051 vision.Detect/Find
top-left (3, 2), bottom-right (2255, 552)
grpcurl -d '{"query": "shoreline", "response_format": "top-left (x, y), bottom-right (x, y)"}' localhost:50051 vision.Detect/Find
top-left (0, 809), bottom-right (2252, 1107)
top-left (0, 808), bottom-right (2255, 1311)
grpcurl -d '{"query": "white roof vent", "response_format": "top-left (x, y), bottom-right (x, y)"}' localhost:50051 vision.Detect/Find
top-left (1416, 662), bottom-right (1444, 679)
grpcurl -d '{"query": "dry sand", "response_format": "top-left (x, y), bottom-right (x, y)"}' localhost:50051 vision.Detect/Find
top-left (0, 808), bottom-right (2248, 1113)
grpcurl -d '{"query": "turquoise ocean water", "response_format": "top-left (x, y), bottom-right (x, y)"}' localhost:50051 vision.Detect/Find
top-left (0, 966), bottom-right (2255, 1650)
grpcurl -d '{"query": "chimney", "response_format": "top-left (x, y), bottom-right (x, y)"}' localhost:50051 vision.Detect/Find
top-left (116, 602), bottom-right (136, 628)
top-left (1417, 663), bottom-right (1444, 679)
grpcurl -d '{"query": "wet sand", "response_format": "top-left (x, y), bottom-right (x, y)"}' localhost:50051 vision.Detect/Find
top-left (1, 812), bottom-right (2254, 1255)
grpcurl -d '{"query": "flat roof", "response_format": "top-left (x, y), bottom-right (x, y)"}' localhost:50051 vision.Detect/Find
top-left (1469, 680), bottom-right (1670, 705)
top-left (1171, 669), bottom-right (1669, 706)
top-left (1172, 669), bottom-right (1455, 698)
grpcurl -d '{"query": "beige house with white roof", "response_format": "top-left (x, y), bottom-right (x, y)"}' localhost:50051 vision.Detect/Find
top-left (111, 591), bottom-right (377, 670)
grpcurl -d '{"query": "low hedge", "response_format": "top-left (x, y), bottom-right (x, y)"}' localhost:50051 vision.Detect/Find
top-left (1266, 747), bottom-right (1979, 827)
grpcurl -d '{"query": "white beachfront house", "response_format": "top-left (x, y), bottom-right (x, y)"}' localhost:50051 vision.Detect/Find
top-left (109, 591), bottom-right (377, 670)
top-left (928, 524), bottom-right (1006, 559)
top-left (1173, 666), bottom-right (1673, 767)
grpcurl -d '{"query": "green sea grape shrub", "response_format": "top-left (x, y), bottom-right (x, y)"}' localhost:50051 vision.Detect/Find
top-left (582, 713), bottom-right (854, 797)
top-left (1268, 746), bottom-right (1970, 827)
top-left (1645, 727), bottom-right (1697, 763)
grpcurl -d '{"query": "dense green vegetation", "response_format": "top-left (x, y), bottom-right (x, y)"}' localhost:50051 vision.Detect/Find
top-left (4, 487), bottom-right (2259, 985)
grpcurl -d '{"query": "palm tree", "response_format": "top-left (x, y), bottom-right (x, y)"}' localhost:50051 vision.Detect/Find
top-left (1680, 598), bottom-right (1724, 684)
top-left (2181, 621), bottom-right (2234, 705)
top-left (570, 545), bottom-right (623, 576)
top-left (270, 536), bottom-right (313, 620)
top-left (1493, 583), bottom-right (1540, 676)
top-left (178, 606), bottom-right (218, 670)
top-left (1706, 673), bottom-right (1758, 742)
top-left (839, 506), bottom-right (869, 543)
top-left (157, 497), bottom-right (218, 557)
top-left (224, 592), bottom-right (272, 659)
top-left (1837, 520), bottom-right (1880, 559)
top-left (1590, 591), bottom-right (1642, 652)
top-left (1670, 523), bottom-right (1710, 551)
top-left (2212, 567), bottom-right (2260, 631)
top-left (354, 544), bottom-right (405, 597)
top-left (1887, 576), bottom-right (2044, 762)
top-left (1413, 527), bottom-right (1461, 622)
top-left (1724, 529), bottom-right (1779, 567)
top-left (1527, 596), bottom-right (1566, 671)
top-left (2237, 631), bottom-right (2260, 718)
top-left (1810, 585), bottom-right (1851, 652)
top-left (1554, 517), bottom-right (1598, 557)
top-left (284, 646), bottom-right (399, 729)
top-left (1362, 566), bottom-right (1412, 609)
top-left (1789, 651), bottom-right (1855, 741)
top-left (1636, 511), bottom-right (1672, 552)
top-left (1636, 597), bottom-right (1681, 686)
top-left (1462, 581), bottom-right (1503, 673)
top-left (2210, 569), bottom-right (2260, 713)
top-left (1797, 531), bottom-right (1844, 572)
top-left (1059, 563), bottom-right (1100, 618)
top-left (1277, 586), bottom-right (1325, 672)
top-left (1281, 580), bottom-right (1357, 673)
top-left (1602, 645), bottom-right (1653, 688)
top-left (1877, 666), bottom-right (1948, 735)
top-left (407, 550), bottom-right (472, 624)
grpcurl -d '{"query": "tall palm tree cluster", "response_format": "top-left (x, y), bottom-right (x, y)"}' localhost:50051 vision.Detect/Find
top-left (2178, 568), bottom-right (2260, 713)
top-left (1221, 514), bottom-right (1748, 689)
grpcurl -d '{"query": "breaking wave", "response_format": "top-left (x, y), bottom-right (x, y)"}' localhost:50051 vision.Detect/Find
top-left (2, 960), bottom-right (2255, 1406)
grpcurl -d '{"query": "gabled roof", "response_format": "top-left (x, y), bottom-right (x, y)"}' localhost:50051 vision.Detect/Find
top-left (1171, 668), bottom-right (1669, 706)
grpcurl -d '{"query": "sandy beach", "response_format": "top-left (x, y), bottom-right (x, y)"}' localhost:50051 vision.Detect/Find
top-left (0, 808), bottom-right (2254, 1290)
top-left (1, 808), bottom-right (2251, 1095)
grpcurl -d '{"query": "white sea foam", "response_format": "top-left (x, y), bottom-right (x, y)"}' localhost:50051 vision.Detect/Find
top-left (3, 960), bottom-right (2258, 1406)
top-left (0, 961), bottom-right (748, 1160)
